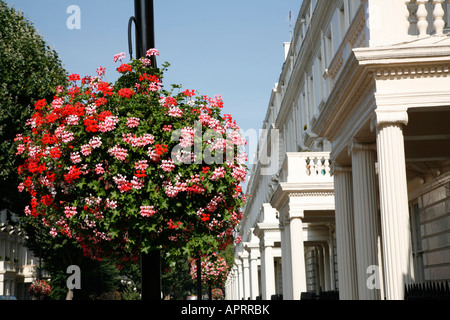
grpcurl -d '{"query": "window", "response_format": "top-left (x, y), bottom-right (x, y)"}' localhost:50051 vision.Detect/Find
top-left (348, 0), bottom-right (362, 23)
top-left (409, 202), bottom-right (425, 283)
top-left (325, 30), bottom-right (333, 68)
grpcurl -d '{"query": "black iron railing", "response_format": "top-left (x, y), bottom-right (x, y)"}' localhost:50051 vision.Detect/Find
top-left (404, 281), bottom-right (450, 300)
top-left (300, 290), bottom-right (339, 300)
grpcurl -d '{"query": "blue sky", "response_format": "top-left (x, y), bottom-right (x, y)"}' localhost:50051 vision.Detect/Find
top-left (6, 0), bottom-right (302, 136)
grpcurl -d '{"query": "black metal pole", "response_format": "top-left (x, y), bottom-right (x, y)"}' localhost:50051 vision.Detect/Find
top-left (140, 248), bottom-right (161, 300)
top-left (134, 0), bottom-right (157, 67)
top-left (196, 254), bottom-right (202, 300)
top-left (133, 0), bottom-right (161, 301)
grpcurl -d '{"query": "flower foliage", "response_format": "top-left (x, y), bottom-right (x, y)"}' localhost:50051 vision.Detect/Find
top-left (29, 279), bottom-right (51, 298)
top-left (190, 253), bottom-right (229, 287)
top-left (15, 49), bottom-right (248, 265)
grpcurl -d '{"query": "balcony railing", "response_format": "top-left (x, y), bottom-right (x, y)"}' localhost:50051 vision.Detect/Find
top-left (278, 152), bottom-right (332, 184)
top-left (407, 0), bottom-right (448, 36)
top-left (0, 261), bottom-right (18, 273)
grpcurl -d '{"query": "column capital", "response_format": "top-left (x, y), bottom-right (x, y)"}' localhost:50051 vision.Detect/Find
top-left (238, 250), bottom-right (249, 260)
top-left (330, 163), bottom-right (352, 175)
top-left (348, 141), bottom-right (377, 157)
top-left (289, 210), bottom-right (304, 220)
top-left (370, 108), bottom-right (408, 131)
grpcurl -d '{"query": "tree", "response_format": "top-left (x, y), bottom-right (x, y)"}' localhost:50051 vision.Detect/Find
top-left (0, 1), bottom-right (68, 215)
top-left (14, 49), bottom-right (248, 279)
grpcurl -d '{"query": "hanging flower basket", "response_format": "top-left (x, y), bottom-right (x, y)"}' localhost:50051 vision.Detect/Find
top-left (15, 49), bottom-right (248, 265)
top-left (28, 280), bottom-right (51, 299)
top-left (211, 288), bottom-right (223, 300)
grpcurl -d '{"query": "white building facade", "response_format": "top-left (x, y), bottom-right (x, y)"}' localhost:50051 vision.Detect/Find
top-left (0, 210), bottom-right (41, 299)
top-left (226, 0), bottom-right (450, 300)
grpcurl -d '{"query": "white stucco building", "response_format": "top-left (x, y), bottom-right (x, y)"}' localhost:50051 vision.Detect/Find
top-left (0, 210), bottom-right (41, 299)
top-left (226, 0), bottom-right (450, 300)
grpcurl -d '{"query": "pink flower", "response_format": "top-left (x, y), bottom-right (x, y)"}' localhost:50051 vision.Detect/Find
top-left (122, 133), bottom-right (154, 147)
top-left (135, 160), bottom-right (148, 171)
top-left (113, 174), bottom-right (132, 193)
top-left (131, 176), bottom-right (144, 190)
top-left (98, 115), bottom-right (119, 133)
top-left (146, 48), bottom-right (159, 57)
top-left (140, 205), bottom-right (156, 217)
top-left (64, 206), bottom-right (77, 218)
top-left (126, 117), bottom-right (140, 128)
top-left (231, 165), bottom-right (247, 182)
top-left (70, 152), bottom-right (82, 164)
top-left (89, 136), bottom-right (102, 149)
top-left (210, 167), bottom-right (225, 181)
top-left (180, 127), bottom-right (195, 148)
top-left (16, 144), bottom-right (25, 155)
top-left (80, 144), bottom-right (92, 156)
top-left (96, 66), bottom-right (106, 76)
top-left (114, 52), bottom-right (126, 62)
top-left (50, 228), bottom-right (57, 237)
top-left (161, 159), bottom-right (175, 172)
top-left (148, 82), bottom-right (161, 92)
top-left (61, 131), bottom-right (75, 143)
top-left (106, 198), bottom-right (117, 209)
top-left (168, 106), bottom-right (183, 117)
top-left (140, 57), bottom-right (152, 67)
top-left (66, 115), bottom-right (79, 125)
top-left (108, 145), bottom-right (128, 161)
top-left (95, 163), bottom-right (105, 175)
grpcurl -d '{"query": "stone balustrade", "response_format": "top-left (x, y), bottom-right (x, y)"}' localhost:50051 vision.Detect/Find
top-left (407, 0), bottom-right (447, 36)
top-left (278, 152), bottom-right (332, 184)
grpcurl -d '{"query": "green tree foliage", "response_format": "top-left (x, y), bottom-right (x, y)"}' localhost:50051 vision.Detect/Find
top-left (0, 0), bottom-right (67, 214)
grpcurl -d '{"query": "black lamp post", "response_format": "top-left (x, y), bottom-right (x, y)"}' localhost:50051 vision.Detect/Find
top-left (131, 0), bottom-right (157, 66)
top-left (129, 0), bottom-right (161, 301)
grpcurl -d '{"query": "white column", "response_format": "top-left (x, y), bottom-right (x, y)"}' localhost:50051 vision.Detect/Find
top-left (350, 142), bottom-right (381, 300)
top-left (318, 246), bottom-right (325, 291)
top-left (236, 259), bottom-right (243, 300)
top-left (260, 240), bottom-right (276, 300)
top-left (328, 226), bottom-right (336, 290)
top-left (0, 274), bottom-right (4, 296)
top-left (234, 267), bottom-right (239, 300)
top-left (241, 251), bottom-right (250, 300)
top-left (247, 230), bottom-right (261, 300)
top-left (332, 165), bottom-right (358, 299)
top-left (289, 210), bottom-right (307, 300)
top-left (322, 243), bottom-right (331, 291)
top-left (374, 109), bottom-right (412, 300)
top-left (280, 219), bottom-right (293, 299)
top-left (249, 248), bottom-right (260, 300)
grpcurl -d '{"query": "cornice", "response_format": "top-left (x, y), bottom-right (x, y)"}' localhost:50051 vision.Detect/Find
top-left (313, 37), bottom-right (450, 148)
top-left (270, 181), bottom-right (335, 210)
